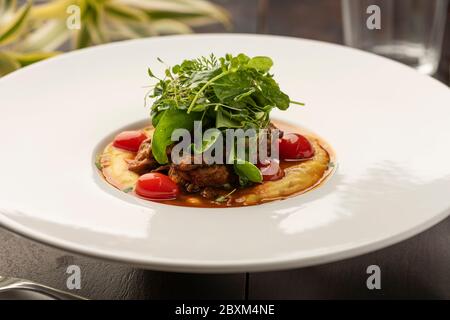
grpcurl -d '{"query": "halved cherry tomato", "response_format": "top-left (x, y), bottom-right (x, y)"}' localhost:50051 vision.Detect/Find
top-left (135, 173), bottom-right (179, 200)
top-left (279, 133), bottom-right (314, 160)
top-left (113, 131), bottom-right (147, 152)
top-left (257, 159), bottom-right (285, 181)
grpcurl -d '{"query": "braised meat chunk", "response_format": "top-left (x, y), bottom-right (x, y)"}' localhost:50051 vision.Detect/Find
top-left (128, 138), bottom-right (158, 174)
top-left (169, 163), bottom-right (236, 192)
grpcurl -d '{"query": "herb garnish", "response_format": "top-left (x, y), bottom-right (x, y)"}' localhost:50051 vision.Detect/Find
top-left (122, 186), bottom-right (134, 193)
top-left (95, 155), bottom-right (102, 170)
top-left (215, 188), bottom-right (237, 203)
top-left (146, 53), bottom-right (302, 185)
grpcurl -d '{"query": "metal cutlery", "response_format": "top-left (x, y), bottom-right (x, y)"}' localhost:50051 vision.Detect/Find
top-left (0, 276), bottom-right (87, 300)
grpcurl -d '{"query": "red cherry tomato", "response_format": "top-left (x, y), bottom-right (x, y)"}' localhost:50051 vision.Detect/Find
top-left (257, 159), bottom-right (285, 181)
top-left (135, 173), bottom-right (179, 200)
top-left (113, 131), bottom-right (147, 152)
top-left (279, 133), bottom-right (314, 160)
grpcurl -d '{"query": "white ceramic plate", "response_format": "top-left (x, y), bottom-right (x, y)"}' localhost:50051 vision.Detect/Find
top-left (1, 34), bottom-right (449, 273)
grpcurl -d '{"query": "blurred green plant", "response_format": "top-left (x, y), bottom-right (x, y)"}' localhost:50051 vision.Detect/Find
top-left (0, 0), bottom-right (230, 76)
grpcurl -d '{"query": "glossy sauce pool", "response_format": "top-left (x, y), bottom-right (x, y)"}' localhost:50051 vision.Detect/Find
top-left (148, 120), bottom-right (336, 208)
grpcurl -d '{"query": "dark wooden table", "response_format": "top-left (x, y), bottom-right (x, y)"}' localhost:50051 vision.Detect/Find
top-left (1, 0), bottom-right (449, 300)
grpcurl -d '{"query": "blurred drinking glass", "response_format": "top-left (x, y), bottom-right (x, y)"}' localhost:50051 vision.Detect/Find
top-left (342, 0), bottom-right (448, 75)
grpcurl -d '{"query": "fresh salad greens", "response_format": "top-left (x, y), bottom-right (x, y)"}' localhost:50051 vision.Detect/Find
top-left (146, 53), bottom-right (302, 185)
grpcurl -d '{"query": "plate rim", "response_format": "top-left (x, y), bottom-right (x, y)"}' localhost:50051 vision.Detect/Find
top-left (1, 33), bottom-right (448, 91)
top-left (1, 33), bottom-right (449, 273)
top-left (1, 206), bottom-right (448, 273)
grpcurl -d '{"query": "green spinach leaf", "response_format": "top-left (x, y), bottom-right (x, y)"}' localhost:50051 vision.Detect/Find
top-left (234, 160), bottom-right (263, 184)
top-left (152, 108), bottom-right (201, 164)
top-left (247, 56), bottom-right (273, 72)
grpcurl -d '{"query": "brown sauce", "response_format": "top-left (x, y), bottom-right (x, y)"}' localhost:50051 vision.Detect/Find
top-left (154, 159), bottom-right (320, 208)
top-left (100, 120), bottom-right (336, 208)
top-left (142, 120), bottom-right (335, 207)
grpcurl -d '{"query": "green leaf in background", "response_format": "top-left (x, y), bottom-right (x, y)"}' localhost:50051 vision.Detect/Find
top-left (0, 0), bottom-right (17, 25)
top-left (0, 52), bottom-right (20, 76)
top-left (18, 20), bottom-right (69, 52)
top-left (0, 49), bottom-right (60, 76)
top-left (151, 18), bottom-right (193, 34)
top-left (0, 0), bottom-right (230, 77)
top-left (7, 51), bottom-right (60, 67)
top-left (104, 2), bottom-right (148, 22)
top-left (0, 1), bottom-right (31, 46)
top-left (75, 22), bottom-right (91, 49)
top-left (152, 107), bottom-right (202, 164)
